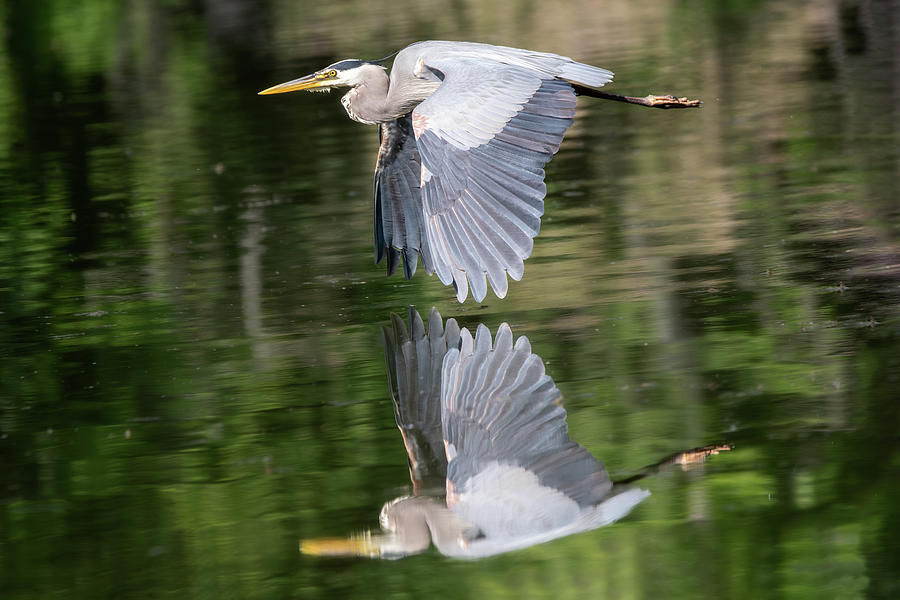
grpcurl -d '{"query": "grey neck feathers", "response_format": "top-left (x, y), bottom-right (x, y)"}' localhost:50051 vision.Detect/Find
top-left (340, 64), bottom-right (439, 125)
top-left (385, 496), bottom-right (472, 556)
top-left (340, 65), bottom-right (397, 125)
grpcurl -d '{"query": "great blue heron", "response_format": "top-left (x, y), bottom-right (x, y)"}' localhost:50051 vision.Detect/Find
top-left (259, 41), bottom-right (700, 302)
top-left (300, 308), bottom-right (728, 559)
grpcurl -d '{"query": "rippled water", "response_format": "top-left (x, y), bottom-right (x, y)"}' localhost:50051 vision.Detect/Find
top-left (2, 0), bottom-right (899, 598)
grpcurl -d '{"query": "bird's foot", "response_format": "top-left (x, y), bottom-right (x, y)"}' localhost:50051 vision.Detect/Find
top-left (673, 444), bottom-right (733, 469)
top-left (644, 94), bottom-right (703, 109)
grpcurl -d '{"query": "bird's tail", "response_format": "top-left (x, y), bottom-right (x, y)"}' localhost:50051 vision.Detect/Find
top-left (558, 61), bottom-right (614, 92)
top-left (596, 488), bottom-right (651, 524)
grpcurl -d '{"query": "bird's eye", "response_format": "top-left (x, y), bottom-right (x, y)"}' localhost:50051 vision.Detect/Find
top-left (328, 70), bottom-right (337, 78)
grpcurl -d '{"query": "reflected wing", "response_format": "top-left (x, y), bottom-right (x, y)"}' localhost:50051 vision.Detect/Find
top-left (440, 323), bottom-right (613, 536)
top-left (374, 116), bottom-right (427, 279)
top-left (410, 55), bottom-right (595, 302)
top-left (382, 307), bottom-right (460, 494)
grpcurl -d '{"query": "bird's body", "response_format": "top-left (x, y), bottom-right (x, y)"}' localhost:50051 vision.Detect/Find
top-left (260, 41), bottom-right (698, 302)
top-left (301, 307), bottom-right (649, 559)
top-left (260, 41), bottom-right (616, 302)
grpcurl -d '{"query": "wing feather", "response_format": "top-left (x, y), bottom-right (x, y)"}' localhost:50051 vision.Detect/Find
top-left (374, 115), bottom-right (426, 279)
top-left (410, 61), bottom-right (578, 301)
top-left (453, 201), bottom-right (510, 297)
top-left (373, 43), bottom-right (613, 302)
top-left (440, 323), bottom-right (614, 512)
top-left (460, 194), bottom-right (522, 259)
top-left (382, 307), bottom-right (461, 494)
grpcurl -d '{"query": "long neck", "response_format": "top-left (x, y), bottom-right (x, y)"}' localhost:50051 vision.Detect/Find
top-left (341, 67), bottom-right (397, 125)
top-left (378, 496), bottom-right (473, 557)
top-left (341, 66), bottom-right (439, 125)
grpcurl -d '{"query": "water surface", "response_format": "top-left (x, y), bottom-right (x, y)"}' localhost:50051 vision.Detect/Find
top-left (1, 1), bottom-right (899, 598)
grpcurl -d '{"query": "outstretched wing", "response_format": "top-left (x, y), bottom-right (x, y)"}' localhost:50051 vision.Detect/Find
top-left (440, 322), bottom-right (614, 538)
top-left (382, 307), bottom-right (460, 494)
top-left (374, 115), bottom-right (426, 279)
top-left (407, 48), bottom-right (612, 302)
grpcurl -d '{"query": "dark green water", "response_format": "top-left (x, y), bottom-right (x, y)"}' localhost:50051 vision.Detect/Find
top-left (2, 0), bottom-right (899, 598)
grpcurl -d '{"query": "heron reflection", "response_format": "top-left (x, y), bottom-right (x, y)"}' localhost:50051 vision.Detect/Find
top-left (302, 308), bottom-right (729, 559)
top-left (260, 42), bottom-right (700, 302)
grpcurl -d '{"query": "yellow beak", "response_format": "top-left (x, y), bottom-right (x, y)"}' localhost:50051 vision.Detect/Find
top-left (300, 535), bottom-right (380, 557)
top-left (258, 74), bottom-right (327, 95)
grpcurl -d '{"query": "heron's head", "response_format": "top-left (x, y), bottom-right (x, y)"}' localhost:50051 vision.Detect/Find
top-left (258, 60), bottom-right (385, 95)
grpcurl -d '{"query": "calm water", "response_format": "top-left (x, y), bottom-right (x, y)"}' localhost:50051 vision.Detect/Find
top-left (2, 0), bottom-right (899, 598)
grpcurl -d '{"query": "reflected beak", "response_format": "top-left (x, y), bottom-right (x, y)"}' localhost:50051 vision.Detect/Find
top-left (258, 73), bottom-right (327, 95)
top-left (300, 534), bottom-right (380, 557)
